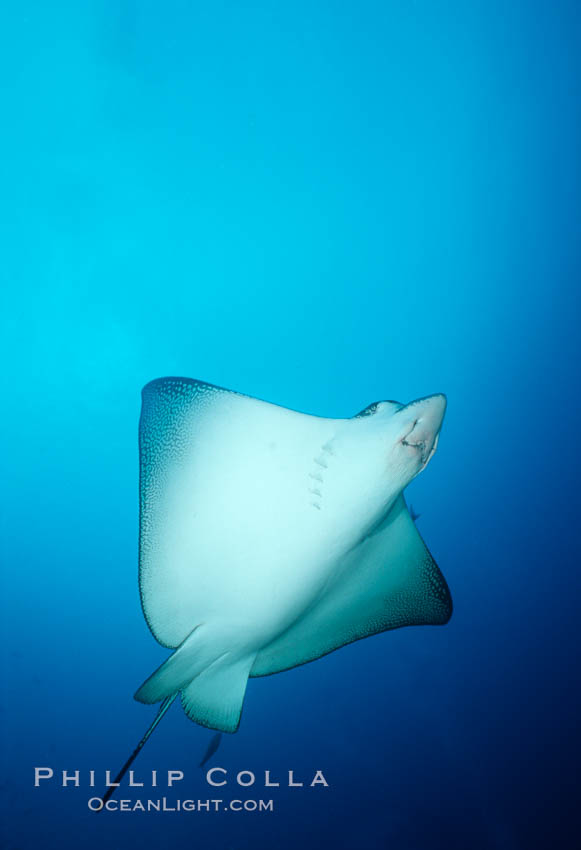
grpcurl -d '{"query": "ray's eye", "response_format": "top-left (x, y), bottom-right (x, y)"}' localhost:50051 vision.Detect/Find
top-left (354, 399), bottom-right (403, 419)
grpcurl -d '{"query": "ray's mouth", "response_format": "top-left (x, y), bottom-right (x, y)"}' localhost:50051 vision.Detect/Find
top-left (401, 420), bottom-right (439, 466)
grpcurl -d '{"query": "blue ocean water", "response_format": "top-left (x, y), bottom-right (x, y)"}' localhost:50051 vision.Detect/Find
top-left (1, 1), bottom-right (579, 848)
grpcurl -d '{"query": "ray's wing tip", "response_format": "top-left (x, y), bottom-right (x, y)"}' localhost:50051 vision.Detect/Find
top-left (441, 596), bottom-right (453, 624)
top-left (141, 376), bottom-right (235, 401)
top-left (142, 376), bottom-right (198, 395)
top-left (437, 581), bottom-right (453, 625)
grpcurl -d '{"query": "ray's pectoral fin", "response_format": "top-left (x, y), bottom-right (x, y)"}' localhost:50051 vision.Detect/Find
top-left (135, 624), bottom-right (256, 734)
top-left (251, 496), bottom-right (452, 677)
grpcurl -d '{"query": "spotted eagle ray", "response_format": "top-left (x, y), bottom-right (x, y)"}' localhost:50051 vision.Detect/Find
top-left (101, 377), bottom-right (452, 805)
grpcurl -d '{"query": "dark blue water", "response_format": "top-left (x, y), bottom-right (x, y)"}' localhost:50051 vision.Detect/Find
top-left (1, 2), bottom-right (579, 848)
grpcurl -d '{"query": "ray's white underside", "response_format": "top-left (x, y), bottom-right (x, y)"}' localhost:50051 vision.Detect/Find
top-left (135, 377), bottom-right (452, 732)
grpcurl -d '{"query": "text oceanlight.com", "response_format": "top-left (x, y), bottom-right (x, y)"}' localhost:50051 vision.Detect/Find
top-left (88, 797), bottom-right (275, 813)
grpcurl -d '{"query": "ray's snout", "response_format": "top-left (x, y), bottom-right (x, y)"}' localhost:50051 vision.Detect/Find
top-left (411, 393), bottom-right (446, 434)
top-left (399, 393), bottom-right (446, 467)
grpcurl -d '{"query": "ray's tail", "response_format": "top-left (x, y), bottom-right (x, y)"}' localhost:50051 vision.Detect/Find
top-left (98, 694), bottom-right (177, 810)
